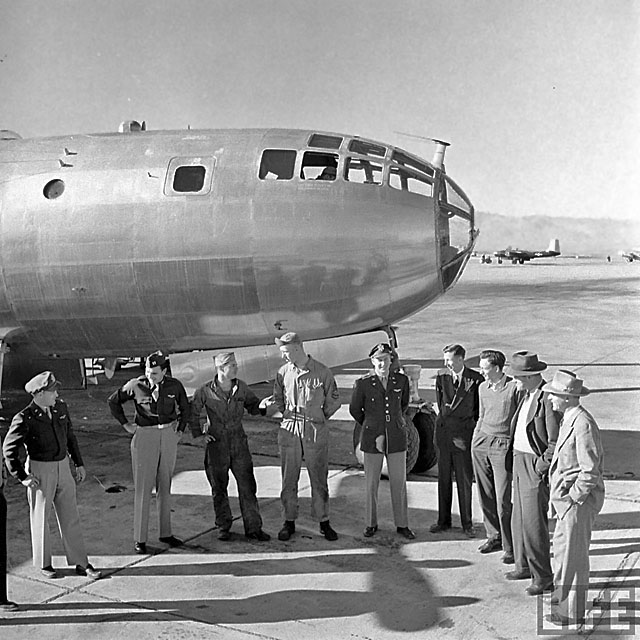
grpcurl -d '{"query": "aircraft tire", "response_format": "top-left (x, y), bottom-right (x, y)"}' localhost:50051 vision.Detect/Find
top-left (352, 417), bottom-right (420, 477)
top-left (410, 411), bottom-right (438, 473)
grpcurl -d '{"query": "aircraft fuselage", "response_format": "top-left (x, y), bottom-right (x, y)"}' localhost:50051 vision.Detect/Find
top-left (0, 127), bottom-right (475, 357)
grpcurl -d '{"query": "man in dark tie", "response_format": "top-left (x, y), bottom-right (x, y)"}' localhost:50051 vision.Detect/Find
top-left (430, 344), bottom-right (483, 537)
top-left (108, 351), bottom-right (190, 554)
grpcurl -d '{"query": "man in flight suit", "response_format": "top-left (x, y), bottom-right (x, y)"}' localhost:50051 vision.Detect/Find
top-left (190, 352), bottom-right (271, 541)
top-left (273, 332), bottom-right (341, 542)
top-left (108, 351), bottom-right (190, 554)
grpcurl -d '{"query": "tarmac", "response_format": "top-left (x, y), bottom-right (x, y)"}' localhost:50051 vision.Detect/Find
top-left (1, 257), bottom-right (639, 639)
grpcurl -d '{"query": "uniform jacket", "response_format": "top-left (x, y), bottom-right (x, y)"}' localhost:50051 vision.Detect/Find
top-left (3, 399), bottom-right (84, 482)
top-left (435, 366), bottom-right (483, 438)
top-left (550, 405), bottom-right (605, 519)
top-left (274, 356), bottom-right (341, 442)
top-left (190, 377), bottom-right (263, 440)
top-left (349, 371), bottom-right (410, 454)
top-left (510, 383), bottom-right (561, 477)
top-left (108, 375), bottom-right (190, 431)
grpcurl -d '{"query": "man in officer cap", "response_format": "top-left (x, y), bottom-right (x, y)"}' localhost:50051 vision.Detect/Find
top-left (190, 352), bottom-right (271, 541)
top-left (349, 343), bottom-right (414, 540)
top-left (3, 372), bottom-right (101, 580)
top-left (505, 351), bottom-right (560, 596)
top-left (108, 351), bottom-right (190, 554)
top-left (273, 332), bottom-right (341, 541)
top-left (543, 370), bottom-right (604, 626)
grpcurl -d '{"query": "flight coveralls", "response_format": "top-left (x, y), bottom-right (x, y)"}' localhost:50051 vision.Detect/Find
top-left (190, 378), bottom-right (266, 535)
top-left (274, 356), bottom-right (341, 523)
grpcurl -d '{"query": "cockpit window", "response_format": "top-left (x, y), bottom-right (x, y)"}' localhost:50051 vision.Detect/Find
top-left (391, 151), bottom-right (434, 179)
top-left (308, 134), bottom-right (343, 149)
top-left (348, 139), bottom-right (386, 158)
top-left (259, 149), bottom-right (296, 180)
top-left (301, 151), bottom-right (339, 180)
top-left (344, 157), bottom-right (382, 184)
top-left (389, 166), bottom-right (433, 197)
top-left (164, 156), bottom-right (214, 195)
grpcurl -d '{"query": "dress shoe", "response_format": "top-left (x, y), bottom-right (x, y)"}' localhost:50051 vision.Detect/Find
top-left (159, 535), bottom-right (184, 547)
top-left (478, 537), bottom-right (502, 553)
top-left (76, 564), bottom-right (102, 580)
top-left (544, 612), bottom-right (585, 626)
top-left (463, 526), bottom-right (476, 538)
top-left (320, 520), bottom-right (338, 541)
top-left (429, 523), bottom-right (451, 533)
top-left (134, 542), bottom-right (147, 554)
top-left (218, 529), bottom-right (231, 541)
top-left (397, 527), bottom-right (416, 540)
top-left (245, 529), bottom-right (271, 541)
top-left (501, 552), bottom-right (515, 564)
top-left (278, 520), bottom-right (295, 541)
top-left (40, 566), bottom-right (58, 579)
top-left (0, 601), bottom-right (18, 612)
top-left (363, 525), bottom-right (378, 538)
top-left (525, 581), bottom-right (554, 596)
top-left (505, 569), bottom-right (531, 580)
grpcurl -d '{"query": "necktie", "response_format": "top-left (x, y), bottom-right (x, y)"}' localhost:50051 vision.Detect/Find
top-left (381, 376), bottom-right (387, 390)
top-left (152, 385), bottom-right (159, 402)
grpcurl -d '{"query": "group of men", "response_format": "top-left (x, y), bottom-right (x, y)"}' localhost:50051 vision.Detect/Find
top-left (1, 334), bottom-right (605, 626)
top-left (430, 344), bottom-right (605, 625)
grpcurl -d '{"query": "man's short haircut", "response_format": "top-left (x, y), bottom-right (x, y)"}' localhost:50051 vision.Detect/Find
top-left (479, 349), bottom-right (506, 370)
top-left (443, 343), bottom-right (465, 358)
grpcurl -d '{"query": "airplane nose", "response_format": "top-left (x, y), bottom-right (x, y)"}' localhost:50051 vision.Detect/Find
top-left (437, 174), bottom-right (477, 290)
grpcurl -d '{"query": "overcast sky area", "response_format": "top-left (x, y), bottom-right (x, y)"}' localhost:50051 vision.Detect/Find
top-left (1, 0), bottom-right (638, 222)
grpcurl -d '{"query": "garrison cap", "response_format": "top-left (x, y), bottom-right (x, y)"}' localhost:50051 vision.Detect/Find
top-left (275, 332), bottom-right (302, 347)
top-left (146, 350), bottom-right (168, 369)
top-left (25, 371), bottom-right (61, 395)
top-left (214, 352), bottom-right (236, 367)
top-left (368, 343), bottom-right (393, 359)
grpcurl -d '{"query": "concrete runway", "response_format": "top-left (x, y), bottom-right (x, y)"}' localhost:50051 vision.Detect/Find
top-left (1, 257), bottom-right (638, 639)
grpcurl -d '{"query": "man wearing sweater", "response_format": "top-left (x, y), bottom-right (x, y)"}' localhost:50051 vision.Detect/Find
top-left (472, 350), bottom-right (522, 564)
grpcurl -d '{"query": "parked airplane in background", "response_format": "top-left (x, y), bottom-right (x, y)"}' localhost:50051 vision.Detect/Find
top-left (621, 250), bottom-right (640, 262)
top-left (494, 238), bottom-right (560, 264)
top-left (0, 122), bottom-right (477, 394)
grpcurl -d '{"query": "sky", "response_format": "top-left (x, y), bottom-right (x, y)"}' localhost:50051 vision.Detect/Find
top-left (1, 0), bottom-right (638, 222)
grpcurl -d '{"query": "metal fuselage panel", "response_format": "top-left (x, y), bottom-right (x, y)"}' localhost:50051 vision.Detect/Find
top-left (0, 129), bottom-right (450, 357)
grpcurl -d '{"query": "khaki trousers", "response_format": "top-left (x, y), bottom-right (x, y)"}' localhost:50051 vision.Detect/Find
top-left (278, 428), bottom-right (329, 523)
top-left (363, 451), bottom-right (408, 528)
top-left (26, 458), bottom-right (88, 569)
top-left (131, 426), bottom-right (179, 542)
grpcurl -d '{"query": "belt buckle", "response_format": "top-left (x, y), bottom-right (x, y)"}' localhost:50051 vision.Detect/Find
top-left (385, 415), bottom-right (390, 422)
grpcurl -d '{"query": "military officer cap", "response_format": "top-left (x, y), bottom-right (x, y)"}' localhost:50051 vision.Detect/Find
top-left (146, 350), bottom-right (168, 369)
top-left (213, 352), bottom-right (236, 367)
top-left (275, 332), bottom-right (302, 347)
top-left (25, 371), bottom-right (61, 395)
top-left (368, 343), bottom-right (393, 359)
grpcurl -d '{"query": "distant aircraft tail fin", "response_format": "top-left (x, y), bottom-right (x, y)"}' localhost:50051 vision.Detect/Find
top-left (548, 238), bottom-right (560, 253)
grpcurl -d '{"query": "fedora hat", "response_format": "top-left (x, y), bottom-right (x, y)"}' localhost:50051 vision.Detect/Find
top-left (542, 370), bottom-right (590, 396)
top-left (506, 351), bottom-right (547, 376)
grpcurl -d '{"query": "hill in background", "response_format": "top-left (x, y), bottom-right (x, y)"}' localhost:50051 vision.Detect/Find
top-left (473, 212), bottom-right (640, 257)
